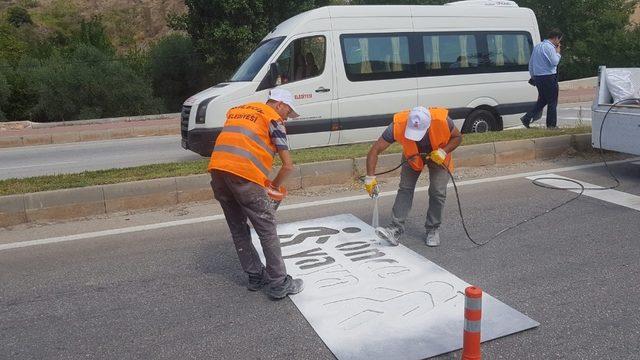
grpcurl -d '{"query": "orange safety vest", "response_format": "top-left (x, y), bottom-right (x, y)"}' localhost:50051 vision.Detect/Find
top-left (208, 102), bottom-right (281, 187)
top-left (392, 107), bottom-right (454, 172)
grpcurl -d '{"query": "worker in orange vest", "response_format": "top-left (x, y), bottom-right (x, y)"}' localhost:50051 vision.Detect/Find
top-left (365, 106), bottom-right (463, 247)
top-left (208, 88), bottom-right (303, 300)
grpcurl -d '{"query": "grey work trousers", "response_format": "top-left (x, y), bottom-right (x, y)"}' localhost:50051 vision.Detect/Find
top-left (210, 170), bottom-right (287, 285)
top-left (390, 160), bottom-right (450, 234)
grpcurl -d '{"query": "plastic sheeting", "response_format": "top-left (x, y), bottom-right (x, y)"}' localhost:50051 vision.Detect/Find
top-left (605, 68), bottom-right (640, 103)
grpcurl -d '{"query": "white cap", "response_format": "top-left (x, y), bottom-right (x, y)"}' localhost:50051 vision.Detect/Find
top-left (404, 106), bottom-right (431, 141)
top-left (268, 88), bottom-right (299, 118)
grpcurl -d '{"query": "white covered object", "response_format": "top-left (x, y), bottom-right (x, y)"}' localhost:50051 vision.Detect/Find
top-left (605, 68), bottom-right (640, 103)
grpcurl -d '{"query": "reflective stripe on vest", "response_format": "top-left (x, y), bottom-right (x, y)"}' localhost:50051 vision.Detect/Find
top-left (392, 108), bottom-right (454, 172)
top-left (208, 102), bottom-right (280, 187)
top-left (212, 144), bottom-right (271, 177)
top-left (220, 126), bottom-right (275, 156)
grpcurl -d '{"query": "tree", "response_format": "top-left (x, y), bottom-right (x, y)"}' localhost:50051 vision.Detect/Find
top-left (173, 0), bottom-right (331, 84)
top-left (30, 45), bottom-right (163, 122)
top-left (518, 0), bottom-right (639, 79)
top-left (0, 70), bottom-right (10, 120)
top-left (350, 0), bottom-right (447, 4)
top-left (149, 34), bottom-right (207, 112)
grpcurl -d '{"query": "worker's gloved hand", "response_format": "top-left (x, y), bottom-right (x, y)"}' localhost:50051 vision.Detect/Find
top-left (364, 176), bottom-right (379, 198)
top-left (429, 149), bottom-right (447, 166)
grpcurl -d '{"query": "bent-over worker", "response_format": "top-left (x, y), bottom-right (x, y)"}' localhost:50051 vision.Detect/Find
top-left (208, 88), bottom-right (303, 299)
top-left (365, 106), bottom-right (462, 247)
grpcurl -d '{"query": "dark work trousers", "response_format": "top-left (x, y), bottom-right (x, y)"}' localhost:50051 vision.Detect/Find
top-left (210, 170), bottom-right (287, 286)
top-left (525, 74), bottom-right (559, 127)
top-left (390, 160), bottom-right (450, 234)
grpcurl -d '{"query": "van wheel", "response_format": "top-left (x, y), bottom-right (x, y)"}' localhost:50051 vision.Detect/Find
top-left (464, 109), bottom-right (497, 133)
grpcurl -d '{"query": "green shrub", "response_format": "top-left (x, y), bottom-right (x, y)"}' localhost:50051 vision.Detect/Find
top-left (74, 16), bottom-right (114, 55)
top-left (2, 58), bottom-right (40, 121)
top-left (30, 45), bottom-right (164, 122)
top-left (149, 33), bottom-right (207, 112)
top-left (0, 70), bottom-right (10, 120)
top-left (7, 6), bottom-right (33, 28)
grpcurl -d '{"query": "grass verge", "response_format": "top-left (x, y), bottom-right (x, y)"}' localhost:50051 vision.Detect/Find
top-left (0, 126), bottom-right (590, 196)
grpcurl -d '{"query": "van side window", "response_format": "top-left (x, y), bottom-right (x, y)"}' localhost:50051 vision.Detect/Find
top-left (340, 34), bottom-right (412, 81)
top-left (487, 33), bottom-right (532, 68)
top-left (423, 34), bottom-right (479, 71)
top-left (274, 35), bottom-right (326, 85)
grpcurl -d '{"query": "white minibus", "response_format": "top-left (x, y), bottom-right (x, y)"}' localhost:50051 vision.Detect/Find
top-left (181, 1), bottom-right (540, 156)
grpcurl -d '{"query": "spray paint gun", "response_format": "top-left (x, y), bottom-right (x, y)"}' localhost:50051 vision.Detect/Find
top-left (265, 180), bottom-right (287, 211)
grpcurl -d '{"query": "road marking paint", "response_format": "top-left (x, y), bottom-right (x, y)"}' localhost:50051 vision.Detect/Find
top-left (1, 157), bottom-right (638, 252)
top-left (0, 161), bottom-right (77, 170)
top-left (527, 173), bottom-right (640, 212)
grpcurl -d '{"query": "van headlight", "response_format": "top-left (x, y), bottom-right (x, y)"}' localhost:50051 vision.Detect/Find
top-left (195, 96), bottom-right (217, 124)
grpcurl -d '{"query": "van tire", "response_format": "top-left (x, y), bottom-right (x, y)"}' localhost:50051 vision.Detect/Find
top-left (463, 109), bottom-right (497, 133)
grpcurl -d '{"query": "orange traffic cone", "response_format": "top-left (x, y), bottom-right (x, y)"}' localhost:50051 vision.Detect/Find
top-left (462, 286), bottom-right (482, 360)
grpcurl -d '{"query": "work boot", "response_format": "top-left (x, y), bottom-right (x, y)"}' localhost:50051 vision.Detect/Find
top-left (247, 271), bottom-right (268, 291)
top-left (425, 229), bottom-right (440, 247)
top-left (375, 226), bottom-right (401, 246)
top-left (265, 275), bottom-right (304, 300)
top-left (520, 115), bottom-right (531, 128)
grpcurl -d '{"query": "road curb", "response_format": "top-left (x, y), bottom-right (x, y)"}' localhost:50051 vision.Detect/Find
top-left (0, 134), bottom-right (594, 228)
top-left (0, 125), bottom-right (180, 149)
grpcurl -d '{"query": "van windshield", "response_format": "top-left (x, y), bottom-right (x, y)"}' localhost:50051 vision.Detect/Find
top-left (230, 37), bottom-right (285, 82)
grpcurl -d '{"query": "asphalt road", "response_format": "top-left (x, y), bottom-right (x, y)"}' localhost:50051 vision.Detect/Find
top-left (0, 104), bottom-right (592, 180)
top-left (0, 135), bottom-right (201, 180)
top-left (1, 157), bottom-right (638, 359)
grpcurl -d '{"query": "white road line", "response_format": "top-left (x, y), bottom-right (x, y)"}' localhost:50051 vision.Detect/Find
top-left (526, 173), bottom-right (640, 212)
top-left (1, 157), bottom-right (638, 252)
top-left (0, 161), bottom-right (77, 170)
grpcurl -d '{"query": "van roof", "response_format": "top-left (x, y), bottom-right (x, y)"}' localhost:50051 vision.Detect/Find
top-left (265, 5), bottom-right (536, 40)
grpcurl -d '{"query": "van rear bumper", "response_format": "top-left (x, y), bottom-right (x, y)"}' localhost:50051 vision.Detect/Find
top-left (182, 128), bottom-right (221, 157)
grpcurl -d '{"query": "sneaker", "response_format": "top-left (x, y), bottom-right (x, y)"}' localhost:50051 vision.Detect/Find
top-left (520, 115), bottom-right (531, 129)
top-left (266, 275), bottom-right (304, 300)
top-left (425, 229), bottom-right (440, 247)
top-left (247, 271), bottom-right (268, 291)
top-left (375, 226), bottom-right (401, 246)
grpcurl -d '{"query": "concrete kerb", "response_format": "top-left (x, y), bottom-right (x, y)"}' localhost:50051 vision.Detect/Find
top-left (354, 153), bottom-right (403, 179)
top-left (103, 177), bottom-right (178, 213)
top-left (1, 114), bottom-right (181, 148)
top-left (0, 136), bottom-right (23, 148)
top-left (572, 133), bottom-right (593, 152)
top-left (0, 134), bottom-right (593, 227)
top-left (24, 187), bottom-right (106, 223)
top-left (300, 159), bottom-right (354, 187)
top-left (494, 139), bottom-right (535, 165)
top-left (454, 143), bottom-right (496, 167)
top-left (28, 113), bottom-right (180, 129)
top-left (0, 194), bottom-right (27, 227)
top-left (533, 135), bottom-right (572, 159)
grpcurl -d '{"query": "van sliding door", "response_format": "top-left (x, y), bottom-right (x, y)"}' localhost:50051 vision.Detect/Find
top-left (336, 32), bottom-right (418, 145)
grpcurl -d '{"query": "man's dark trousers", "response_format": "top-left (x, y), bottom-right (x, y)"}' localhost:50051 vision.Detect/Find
top-left (525, 74), bottom-right (559, 127)
top-left (210, 170), bottom-right (287, 286)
